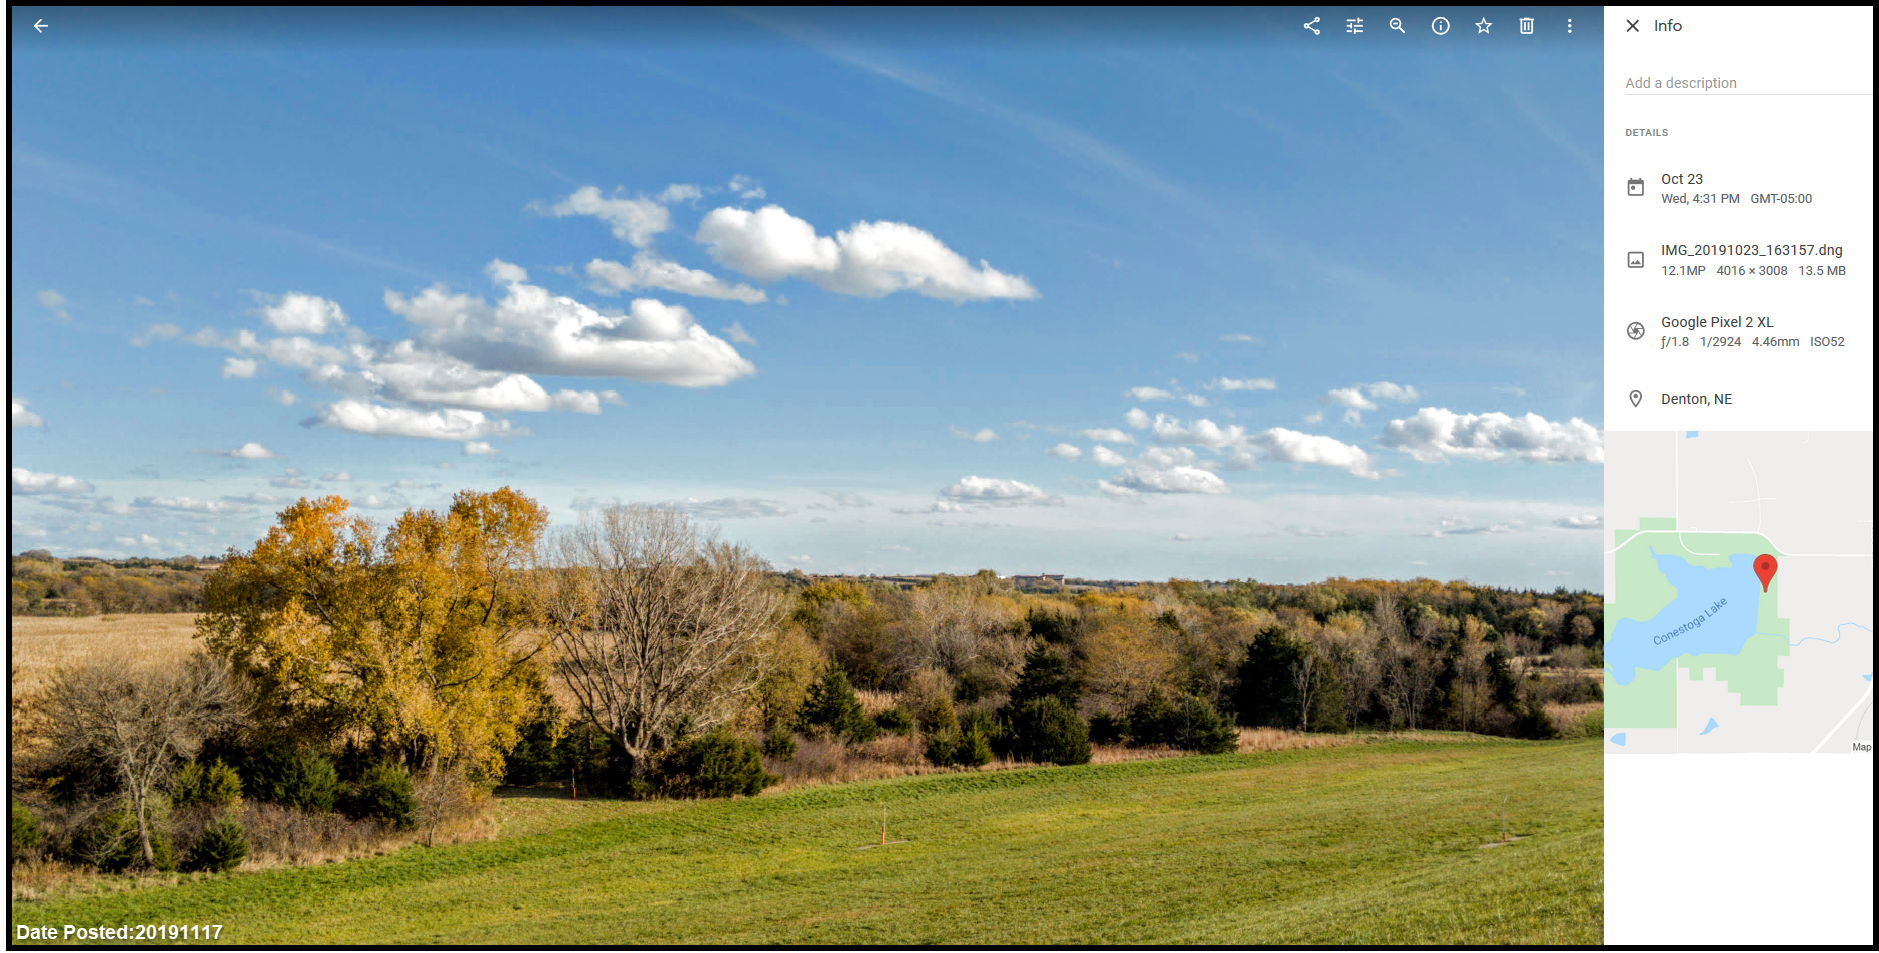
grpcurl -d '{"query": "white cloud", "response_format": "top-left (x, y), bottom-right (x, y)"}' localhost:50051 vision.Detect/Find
top-left (585, 254), bottom-right (767, 303)
top-left (1182, 394), bottom-right (1209, 408)
top-left (1147, 414), bottom-right (1246, 450)
top-left (1219, 333), bottom-right (1259, 343)
top-left (1171, 532), bottom-right (1197, 541)
top-left (1091, 445), bottom-right (1128, 467)
top-left (268, 388), bottom-right (299, 406)
top-left (11, 399), bottom-right (45, 429)
top-left (222, 492), bottom-right (280, 506)
top-left (1378, 409), bottom-right (1604, 464)
top-left (786, 554), bottom-right (811, 564)
top-left (1426, 516), bottom-right (1527, 537)
top-left (1124, 408), bottom-right (1152, 430)
top-left (1174, 351), bottom-right (1198, 363)
top-left (384, 262), bottom-right (754, 387)
top-left (951, 425), bottom-right (999, 443)
top-left (1080, 427), bottom-right (1135, 444)
top-left (1125, 386), bottom-right (1176, 402)
top-left (304, 400), bottom-right (523, 442)
top-left (1302, 411), bottom-right (1325, 425)
top-left (327, 342), bottom-right (615, 415)
top-left (11, 468), bottom-right (95, 495)
top-left (539, 186), bottom-right (671, 247)
top-left (939, 475), bottom-right (1062, 507)
top-left (728, 174), bottom-right (766, 200)
top-left (268, 468), bottom-right (309, 489)
top-left (321, 471), bottom-right (353, 482)
top-left (1207, 377), bottom-right (1277, 392)
top-left (132, 495), bottom-right (252, 515)
top-left (1136, 446), bottom-right (1199, 469)
top-left (462, 441), bottom-right (499, 456)
top-left (1046, 443), bottom-right (1082, 460)
top-left (222, 357), bottom-right (259, 379)
top-left (820, 490), bottom-right (873, 508)
top-left (132, 323), bottom-right (181, 346)
top-left (1245, 428), bottom-right (1379, 479)
top-left (192, 442), bottom-right (283, 460)
top-left (696, 204), bottom-right (1038, 302)
top-left (37, 290), bottom-right (70, 321)
top-left (257, 292), bottom-right (349, 334)
top-left (656, 183), bottom-right (703, 204)
top-left (1327, 381), bottom-right (1420, 423)
top-left (1554, 514), bottom-right (1603, 530)
top-left (722, 322), bottom-right (757, 345)
top-left (1100, 465), bottom-right (1228, 496)
top-left (673, 497), bottom-right (795, 520)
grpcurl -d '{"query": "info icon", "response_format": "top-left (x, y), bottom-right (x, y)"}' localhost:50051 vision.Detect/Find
top-left (1627, 177), bottom-right (1645, 196)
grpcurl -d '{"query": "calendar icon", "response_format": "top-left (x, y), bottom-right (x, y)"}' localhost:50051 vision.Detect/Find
top-left (1627, 178), bottom-right (1645, 196)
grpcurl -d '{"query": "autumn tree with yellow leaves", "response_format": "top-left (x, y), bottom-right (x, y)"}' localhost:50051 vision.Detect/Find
top-left (196, 488), bottom-right (551, 777)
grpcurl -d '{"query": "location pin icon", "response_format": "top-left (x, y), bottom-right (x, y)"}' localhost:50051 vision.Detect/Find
top-left (1628, 389), bottom-right (1642, 408)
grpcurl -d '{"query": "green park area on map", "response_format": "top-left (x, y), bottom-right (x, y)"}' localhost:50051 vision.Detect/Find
top-left (1605, 518), bottom-right (1792, 729)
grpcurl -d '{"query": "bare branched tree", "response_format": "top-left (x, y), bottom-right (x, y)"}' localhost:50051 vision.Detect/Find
top-left (40, 652), bottom-right (242, 867)
top-left (542, 504), bottom-right (780, 777)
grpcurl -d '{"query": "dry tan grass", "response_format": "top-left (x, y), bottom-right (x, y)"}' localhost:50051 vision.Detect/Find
top-left (9, 613), bottom-right (201, 695)
top-left (1545, 702), bottom-right (1603, 734)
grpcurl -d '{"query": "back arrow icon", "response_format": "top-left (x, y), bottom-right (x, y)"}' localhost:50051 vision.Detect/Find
top-left (35, 18), bottom-right (47, 32)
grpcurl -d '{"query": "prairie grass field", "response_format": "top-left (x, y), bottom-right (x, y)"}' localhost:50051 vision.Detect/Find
top-left (11, 736), bottom-right (1602, 945)
top-left (8, 614), bottom-right (200, 693)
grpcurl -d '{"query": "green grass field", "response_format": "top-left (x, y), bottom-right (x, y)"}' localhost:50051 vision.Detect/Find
top-left (13, 736), bottom-right (1601, 945)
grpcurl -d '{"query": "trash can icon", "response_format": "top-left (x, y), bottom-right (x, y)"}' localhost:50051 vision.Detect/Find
top-left (1627, 178), bottom-right (1645, 196)
top-left (1520, 17), bottom-right (1535, 34)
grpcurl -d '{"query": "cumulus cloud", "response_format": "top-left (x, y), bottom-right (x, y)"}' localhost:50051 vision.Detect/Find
top-left (951, 425), bottom-right (999, 443)
top-left (304, 401), bottom-right (523, 442)
top-left (656, 183), bottom-right (702, 204)
top-left (1100, 465), bottom-right (1228, 496)
top-left (268, 388), bottom-right (298, 406)
top-left (538, 185), bottom-right (671, 247)
top-left (321, 471), bottom-right (353, 482)
top-left (132, 495), bottom-right (253, 515)
top-left (727, 174), bottom-right (765, 200)
top-left (1125, 386), bottom-right (1176, 402)
top-left (695, 205), bottom-right (1037, 302)
top-left (192, 442), bottom-right (282, 460)
top-left (1426, 516), bottom-right (1526, 537)
top-left (1245, 428), bottom-right (1379, 479)
top-left (721, 322), bottom-right (757, 345)
top-left (585, 254), bottom-right (767, 303)
top-left (314, 340), bottom-right (615, 415)
top-left (1379, 409), bottom-right (1604, 464)
top-left (1554, 514), bottom-right (1603, 530)
top-left (222, 357), bottom-right (259, 379)
top-left (114, 533), bottom-right (162, 550)
top-left (37, 290), bottom-right (70, 321)
top-left (1046, 443), bottom-right (1082, 460)
top-left (132, 323), bottom-right (181, 346)
top-left (1146, 413), bottom-right (1246, 450)
top-left (672, 497), bottom-right (795, 520)
top-left (268, 468), bottom-right (310, 489)
top-left (11, 468), bottom-right (95, 495)
top-left (462, 441), bottom-right (499, 456)
top-left (1326, 381), bottom-right (1420, 423)
top-left (1091, 445), bottom-right (1128, 467)
top-left (383, 261), bottom-right (754, 387)
top-left (257, 292), bottom-right (349, 334)
top-left (1206, 377), bottom-right (1277, 392)
top-left (939, 475), bottom-right (1062, 507)
top-left (1124, 408), bottom-right (1152, 430)
top-left (1080, 427), bottom-right (1135, 445)
top-left (11, 399), bottom-right (45, 429)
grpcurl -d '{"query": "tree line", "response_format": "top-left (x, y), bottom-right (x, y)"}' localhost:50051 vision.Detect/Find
top-left (10, 488), bottom-right (1602, 878)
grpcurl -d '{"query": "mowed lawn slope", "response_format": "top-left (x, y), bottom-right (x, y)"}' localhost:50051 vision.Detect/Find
top-left (15, 737), bottom-right (1601, 945)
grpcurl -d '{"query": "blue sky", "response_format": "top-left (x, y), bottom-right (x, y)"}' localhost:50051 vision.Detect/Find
top-left (9, 8), bottom-right (1606, 587)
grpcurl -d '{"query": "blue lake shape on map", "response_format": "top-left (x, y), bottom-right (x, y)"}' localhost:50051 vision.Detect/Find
top-left (1610, 733), bottom-right (1626, 746)
top-left (1607, 550), bottom-right (1763, 686)
top-left (1699, 717), bottom-right (1719, 735)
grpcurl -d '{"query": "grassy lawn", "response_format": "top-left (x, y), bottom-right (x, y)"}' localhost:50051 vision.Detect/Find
top-left (12, 736), bottom-right (1601, 945)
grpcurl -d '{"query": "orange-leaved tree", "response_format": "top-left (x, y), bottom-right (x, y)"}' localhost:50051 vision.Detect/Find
top-left (197, 487), bottom-right (551, 776)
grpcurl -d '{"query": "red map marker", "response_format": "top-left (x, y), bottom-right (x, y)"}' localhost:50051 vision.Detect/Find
top-left (1753, 554), bottom-right (1778, 592)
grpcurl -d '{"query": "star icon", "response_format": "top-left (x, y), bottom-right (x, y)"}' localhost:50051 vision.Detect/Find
top-left (1476, 18), bottom-right (1492, 33)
